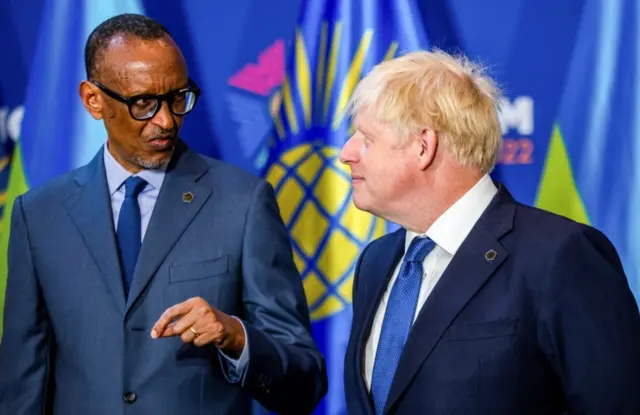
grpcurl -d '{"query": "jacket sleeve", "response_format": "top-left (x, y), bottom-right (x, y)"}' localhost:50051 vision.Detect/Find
top-left (236, 180), bottom-right (327, 415)
top-left (0, 195), bottom-right (53, 414)
top-left (538, 226), bottom-right (640, 414)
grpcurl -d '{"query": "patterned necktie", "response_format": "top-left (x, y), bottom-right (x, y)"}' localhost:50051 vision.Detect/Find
top-left (370, 236), bottom-right (436, 414)
top-left (116, 176), bottom-right (147, 297)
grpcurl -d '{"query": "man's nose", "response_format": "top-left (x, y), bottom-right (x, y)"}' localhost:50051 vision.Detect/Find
top-left (339, 136), bottom-right (360, 165)
top-left (151, 101), bottom-right (175, 131)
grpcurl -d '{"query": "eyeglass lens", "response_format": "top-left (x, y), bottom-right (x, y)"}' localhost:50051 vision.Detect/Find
top-left (130, 90), bottom-right (198, 120)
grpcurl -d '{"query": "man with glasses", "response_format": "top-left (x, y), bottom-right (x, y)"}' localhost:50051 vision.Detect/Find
top-left (0, 13), bottom-right (327, 415)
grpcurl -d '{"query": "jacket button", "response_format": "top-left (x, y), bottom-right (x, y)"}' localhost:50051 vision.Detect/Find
top-left (123, 392), bottom-right (137, 403)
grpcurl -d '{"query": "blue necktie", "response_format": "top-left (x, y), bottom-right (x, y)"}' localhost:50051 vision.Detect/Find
top-left (370, 236), bottom-right (436, 414)
top-left (116, 176), bottom-right (147, 297)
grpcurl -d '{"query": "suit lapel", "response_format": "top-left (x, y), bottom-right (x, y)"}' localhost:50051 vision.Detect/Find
top-left (384, 186), bottom-right (515, 413)
top-left (64, 149), bottom-right (126, 313)
top-left (354, 230), bottom-right (405, 412)
top-left (125, 142), bottom-right (212, 313)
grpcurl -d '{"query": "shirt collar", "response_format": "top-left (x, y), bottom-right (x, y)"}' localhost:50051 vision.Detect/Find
top-left (405, 173), bottom-right (498, 256)
top-left (103, 143), bottom-right (167, 196)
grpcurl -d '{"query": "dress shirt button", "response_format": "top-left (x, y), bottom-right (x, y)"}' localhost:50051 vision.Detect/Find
top-left (123, 392), bottom-right (137, 403)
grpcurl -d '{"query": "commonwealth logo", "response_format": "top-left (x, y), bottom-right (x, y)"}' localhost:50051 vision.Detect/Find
top-left (266, 142), bottom-right (385, 320)
top-left (264, 22), bottom-right (394, 321)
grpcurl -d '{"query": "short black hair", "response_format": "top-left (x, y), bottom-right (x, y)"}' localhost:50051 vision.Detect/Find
top-left (84, 13), bottom-right (171, 80)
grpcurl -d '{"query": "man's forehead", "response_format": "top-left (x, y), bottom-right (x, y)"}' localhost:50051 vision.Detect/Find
top-left (102, 34), bottom-right (170, 61)
top-left (354, 111), bottom-right (379, 133)
top-left (98, 36), bottom-right (185, 86)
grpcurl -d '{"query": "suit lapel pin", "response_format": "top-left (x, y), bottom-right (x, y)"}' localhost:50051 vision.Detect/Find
top-left (485, 249), bottom-right (497, 261)
top-left (182, 192), bottom-right (194, 203)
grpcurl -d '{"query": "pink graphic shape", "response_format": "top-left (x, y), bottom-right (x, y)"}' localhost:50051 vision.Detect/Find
top-left (228, 39), bottom-right (286, 96)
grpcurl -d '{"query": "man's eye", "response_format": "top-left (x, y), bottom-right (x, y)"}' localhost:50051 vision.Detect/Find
top-left (133, 98), bottom-right (156, 110)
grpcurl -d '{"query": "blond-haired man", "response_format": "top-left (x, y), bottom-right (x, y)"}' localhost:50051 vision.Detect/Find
top-left (341, 50), bottom-right (640, 414)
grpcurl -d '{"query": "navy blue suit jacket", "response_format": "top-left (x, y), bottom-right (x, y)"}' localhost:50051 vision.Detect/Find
top-left (0, 141), bottom-right (327, 415)
top-left (345, 185), bottom-right (640, 414)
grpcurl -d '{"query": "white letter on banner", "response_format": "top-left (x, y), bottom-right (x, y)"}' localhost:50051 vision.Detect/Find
top-left (8, 105), bottom-right (25, 142)
top-left (499, 96), bottom-right (534, 135)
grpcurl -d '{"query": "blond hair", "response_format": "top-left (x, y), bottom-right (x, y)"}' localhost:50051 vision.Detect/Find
top-left (348, 49), bottom-right (503, 173)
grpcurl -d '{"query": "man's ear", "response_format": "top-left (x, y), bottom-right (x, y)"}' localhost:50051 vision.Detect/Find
top-left (417, 128), bottom-right (438, 170)
top-left (79, 81), bottom-right (105, 120)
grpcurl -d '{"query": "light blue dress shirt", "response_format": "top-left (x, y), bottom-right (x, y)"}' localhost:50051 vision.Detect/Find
top-left (103, 144), bottom-right (249, 383)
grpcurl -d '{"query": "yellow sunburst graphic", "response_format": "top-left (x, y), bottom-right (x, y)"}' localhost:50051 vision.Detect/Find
top-left (265, 23), bottom-right (398, 321)
top-left (267, 143), bottom-right (386, 320)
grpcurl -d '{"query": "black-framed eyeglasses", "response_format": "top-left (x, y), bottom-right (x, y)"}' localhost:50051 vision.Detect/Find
top-left (90, 79), bottom-right (201, 121)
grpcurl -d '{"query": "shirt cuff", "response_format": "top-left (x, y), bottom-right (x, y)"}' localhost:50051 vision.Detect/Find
top-left (218, 317), bottom-right (249, 384)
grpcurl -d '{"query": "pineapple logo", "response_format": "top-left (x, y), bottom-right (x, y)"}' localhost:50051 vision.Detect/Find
top-left (266, 142), bottom-right (385, 320)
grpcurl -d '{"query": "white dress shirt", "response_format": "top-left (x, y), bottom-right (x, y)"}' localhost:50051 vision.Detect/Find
top-left (364, 174), bottom-right (498, 390)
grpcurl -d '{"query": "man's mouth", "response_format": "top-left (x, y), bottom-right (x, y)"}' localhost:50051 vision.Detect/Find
top-left (147, 136), bottom-right (175, 150)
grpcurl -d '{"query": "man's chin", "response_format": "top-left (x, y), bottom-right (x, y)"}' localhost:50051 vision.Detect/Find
top-left (133, 153), bottom-right (172, 171)
top-left (351, 195), bottom-right (371, 213)
top-left (352, 196), bottom-right (386, 220)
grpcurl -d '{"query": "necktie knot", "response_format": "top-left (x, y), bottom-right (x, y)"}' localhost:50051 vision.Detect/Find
top-left (123, 176), bottom-right (147, 198)
top-left (404, 236), bottom-right (436, 263)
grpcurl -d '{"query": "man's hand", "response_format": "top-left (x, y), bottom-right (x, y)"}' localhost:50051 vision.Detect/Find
top-left (150, 297), bottom-right (246, 358)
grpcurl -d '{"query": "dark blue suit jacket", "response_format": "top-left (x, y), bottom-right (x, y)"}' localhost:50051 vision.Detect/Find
top-left (0, 141), bottom-right (327, 415)
top-left (345, 185), bottom-right (640, 414)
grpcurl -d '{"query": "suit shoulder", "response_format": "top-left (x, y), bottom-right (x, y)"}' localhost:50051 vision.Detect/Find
top-left (511, 202), bottom-right (620, 264)
top-left (514, 203), bottom-right (604, 240)
top-left (196, 154), bottom-right (267, 191)
top-left (19, 165), bottom-right (87, 208)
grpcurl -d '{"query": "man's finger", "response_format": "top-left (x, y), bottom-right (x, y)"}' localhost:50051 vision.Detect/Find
top-left (151, 301), bottom-right (193, 338)
top-left (180, 326), bottom-right (198, 344)
top-left (164, 311), bottom-right (200, 337)
top-left (193, 321), bottom-right (225, 347)
top-left (192, 331), bottom-right (217, 347)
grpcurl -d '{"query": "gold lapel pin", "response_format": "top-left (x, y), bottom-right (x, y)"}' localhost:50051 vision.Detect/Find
top-left (182, 192), bottom-right (194, 203)
top-left (485, 250), bottom-right (497, 261)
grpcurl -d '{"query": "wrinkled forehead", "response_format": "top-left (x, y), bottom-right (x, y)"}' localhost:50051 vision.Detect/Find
top-left (98, 34), bottom-right (187, 93)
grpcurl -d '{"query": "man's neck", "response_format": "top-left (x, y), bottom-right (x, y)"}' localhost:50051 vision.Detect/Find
top-left (394, 169), bottom-right (485, 234)
top-left (105, 141), bottom-right (142, 174)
